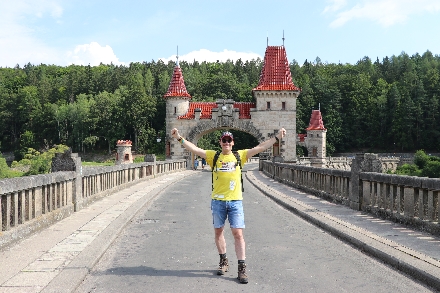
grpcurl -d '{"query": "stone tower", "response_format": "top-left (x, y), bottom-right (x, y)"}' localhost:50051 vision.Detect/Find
top-left (115, 140), bottom-right (133, 165)
top-left (251, 46), bottom-right (301, 162)
top-left (163, 59), bottom-right (192, 158)
top-left (297, 109), bottom-right (327, 167)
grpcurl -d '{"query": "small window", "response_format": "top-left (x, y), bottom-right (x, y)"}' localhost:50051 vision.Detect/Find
top-left (174, 107), bottom-right (177, 114)
top-left (124, 154), bottom-right (130, 161)
top-left (266, 102), bottom-right (271, 110)
top-left (282, 102), bottom-right (286, 110)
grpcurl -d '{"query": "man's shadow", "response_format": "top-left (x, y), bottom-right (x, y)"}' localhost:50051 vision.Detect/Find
top-left (97, 265), bottom-right (239, 283)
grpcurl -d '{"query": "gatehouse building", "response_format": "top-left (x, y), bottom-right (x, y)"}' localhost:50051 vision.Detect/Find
top-left (163, 44), bottom-right (327, 167)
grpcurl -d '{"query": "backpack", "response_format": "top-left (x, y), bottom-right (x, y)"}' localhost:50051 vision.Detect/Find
top-left (211, 151), bottom-right (244, 192)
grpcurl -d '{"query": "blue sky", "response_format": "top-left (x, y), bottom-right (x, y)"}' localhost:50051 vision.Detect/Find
top-left (1, 0), bottom-right (440, 68)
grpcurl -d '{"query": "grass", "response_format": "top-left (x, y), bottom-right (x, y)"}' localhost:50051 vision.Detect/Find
top-left (82, 161), bottom-right (115, 166)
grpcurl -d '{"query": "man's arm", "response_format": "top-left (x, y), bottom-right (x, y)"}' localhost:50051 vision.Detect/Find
top-left (246, 128), bottom-right (286, 159)
top-left (170, 128), bottom-right (207, 159)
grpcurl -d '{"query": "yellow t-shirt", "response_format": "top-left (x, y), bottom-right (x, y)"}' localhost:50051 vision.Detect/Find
top-left (206, 150), bottom-right (248, 201)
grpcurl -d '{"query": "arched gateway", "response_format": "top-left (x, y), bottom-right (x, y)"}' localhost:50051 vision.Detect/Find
top-left (163, 45), bottom-right (301, 164)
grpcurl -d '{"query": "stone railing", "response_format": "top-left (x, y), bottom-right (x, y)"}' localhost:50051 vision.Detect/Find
top-left (0, 153), bottom-right (187, 248)
top-left (247, 156), bottom-right (259, 163)
top-left (261, 153), bottom-right (440, 235)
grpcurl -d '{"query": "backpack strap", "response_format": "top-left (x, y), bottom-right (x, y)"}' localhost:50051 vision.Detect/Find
top-left (211, 151), bottom-right (244, 192)
top-left (233, 151), bottom-right (244, 192)
top-left (211, 151), bottom-right (221, 191)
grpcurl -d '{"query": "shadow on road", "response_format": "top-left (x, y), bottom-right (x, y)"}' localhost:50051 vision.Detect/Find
top-left (97, 265), bottom-right (239, 283)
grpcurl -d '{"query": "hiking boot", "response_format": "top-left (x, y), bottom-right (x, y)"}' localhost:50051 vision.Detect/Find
top-left (237, 263), bottom-right (248, 284)
top-left (217, 257), bottom-right (229, 275)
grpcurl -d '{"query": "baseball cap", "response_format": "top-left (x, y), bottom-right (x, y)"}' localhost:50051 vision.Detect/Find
top-left (220, 131), bottom-right (234, 140)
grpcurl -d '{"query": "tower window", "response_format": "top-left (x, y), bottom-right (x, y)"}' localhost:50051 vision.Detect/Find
top-left (282, 102), bottom-right (286, 110)
top-left (174, 107), bottom-right (177, 114)
top-left (266, 102), bottom-right (271, 110)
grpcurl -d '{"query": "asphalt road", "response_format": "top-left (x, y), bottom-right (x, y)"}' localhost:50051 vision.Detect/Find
top-left (75, 168), bottom-right (434, 293)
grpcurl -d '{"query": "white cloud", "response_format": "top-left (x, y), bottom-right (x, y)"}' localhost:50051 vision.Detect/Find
top-left (66, 42), bottom-right (125, 66)
top-left (325, 0), bottom-right (440, 28)
top-left (0, 0), bottom-right (64, 67)
top-left (323, 0), bottom-right (348, 14)
top-left (159, 49), bottom-right (262, 64)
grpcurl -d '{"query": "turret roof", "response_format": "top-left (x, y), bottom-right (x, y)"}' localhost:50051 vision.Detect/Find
top-left (306, 110), bottom-right (326, 130)
top-left (163, 64), bottom-right (191, 99)
top-left (253, 46), bottom-right (300, 92)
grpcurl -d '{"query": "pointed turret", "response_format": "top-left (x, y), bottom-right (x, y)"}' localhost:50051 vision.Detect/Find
top-left (306, 110), bottom-right (326, 130)
top-left (163, 63), bottom-right (191, 99)
top-left (253, 46), bottom-right (300, 92)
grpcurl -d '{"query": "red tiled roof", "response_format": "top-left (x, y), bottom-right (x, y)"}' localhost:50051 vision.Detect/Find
top-left (297, 134), bottom-right (307, 142)
top-left (178, 102), bottom-right (256, 120)
top-left (178, 102), bottom-right (218, 119)
top-left (306, 110), bottom-right (326, 130)
top-left (163, 65), bottom-right (191, 99)
top-left (253, 46), bottom-right (300, 92)
top-left (233, 102), bottom-right (255, 119)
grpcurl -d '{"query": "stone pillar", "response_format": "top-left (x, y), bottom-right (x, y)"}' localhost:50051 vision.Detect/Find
top-left (349, 154), bottom-right (364, 210)
top-left (349, 153), bottom-right (383, 210)
top-left (144, 154), bottom-right (157, 177)
top-left (51, 149), bottom-right (82, 211)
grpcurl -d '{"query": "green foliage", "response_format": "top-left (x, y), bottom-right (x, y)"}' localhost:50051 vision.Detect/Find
top-left (83, 136), bottom-right (99, 150)
top-left (394, 150), bottom-right (440, 178)
top-left (9, 144), bottom-right (70, 176)
top-left (2, 51), bottom-right (440, 157)
top-left (0, 154), bottom-right (24, 178)
top-left (414, 149), bottom-right (430, 169)
top-left (421, 161), bottom-right (440, 178)
top-left (14, 130), bottom-right (37, 161)
top-left (394, 164), bottom-right (422, 177)
top-left (133, 156), bottom-right (144, 163)
top-left (82, 161), bottom-right (114, 166)
top-left (197, 130), bottom-right (222, 152)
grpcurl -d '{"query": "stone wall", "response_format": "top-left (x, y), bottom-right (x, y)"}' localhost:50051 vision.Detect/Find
top-left (0, 151), bottom-right (187, 249)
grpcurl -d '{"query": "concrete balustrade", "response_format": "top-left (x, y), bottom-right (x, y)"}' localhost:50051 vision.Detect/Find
top-left (261, 155), bottom-right (440, 236)
top-left (0, 154), bottom-right (187, 248)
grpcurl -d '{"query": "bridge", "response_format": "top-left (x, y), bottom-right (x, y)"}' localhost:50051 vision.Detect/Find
top-left (1, 153), bottom-right (440, 292)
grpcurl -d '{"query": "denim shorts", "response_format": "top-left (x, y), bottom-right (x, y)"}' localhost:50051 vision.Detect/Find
top-left (211, 199), bottom-right (245, 229)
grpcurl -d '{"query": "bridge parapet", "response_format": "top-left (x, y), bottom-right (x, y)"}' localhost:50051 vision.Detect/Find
top-left (261, 154), bottom-right (440, 235)
top-left (0, 153), bottom-right (187, 249)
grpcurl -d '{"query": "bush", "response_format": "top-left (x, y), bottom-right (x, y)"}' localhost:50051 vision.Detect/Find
top-left (9, 145), bottom-right (70, 176)
top-left (414, 150), bottom-right (430, 169)
top-left (395, 163), bottom-right (421, 176)
top-left (421, 161), bottom-right (440, 178)
top-left (27, 145), bottom-right (70, 175)
top-left (0, 155), bottom-right (24, 178)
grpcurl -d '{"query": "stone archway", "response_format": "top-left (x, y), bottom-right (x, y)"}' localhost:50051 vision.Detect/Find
top-left (186, 118), bottom-right (264, 143)
top-left (184, 118), bottom-right (265, 166)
